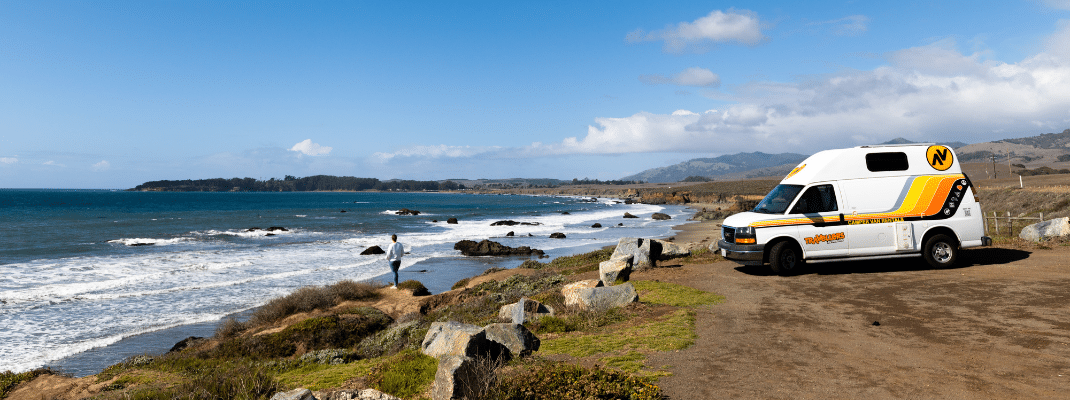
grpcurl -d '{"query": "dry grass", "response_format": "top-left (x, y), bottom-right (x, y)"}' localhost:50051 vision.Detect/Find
top-left (245, 280), bottom-right (381, 328)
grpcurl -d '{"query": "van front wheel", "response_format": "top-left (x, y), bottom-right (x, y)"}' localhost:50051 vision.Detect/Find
top-left (769, 241), bottom-right (802, 275)
top-left (923, 234), bottom-right (958, 269)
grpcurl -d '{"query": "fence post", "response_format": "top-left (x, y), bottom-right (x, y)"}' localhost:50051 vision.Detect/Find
top-left (1040, 212), bottom-right (1043, 223)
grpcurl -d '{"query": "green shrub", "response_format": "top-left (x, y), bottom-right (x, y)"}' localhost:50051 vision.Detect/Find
top-left (1, 368), bottom-right (62, 398)
top-left (497, 360), bottom-right (663, 400)
top-left (215, 317), bottom-right (247, 339)
top-left (397, 280), bottom-right (431, 296)
top-left (109, 362), bottom-right (278, 400)
top-left (451, 277), bottom-right (471, 290)
top-left (210, 309), bottom-right (393, 359)
top-left (367, 350), bottom-right (438, 398)
top-left (247, 280), bottom-right (382, 327)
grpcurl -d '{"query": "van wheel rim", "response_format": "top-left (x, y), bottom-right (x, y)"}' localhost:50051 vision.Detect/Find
top-left (932, 242), bottom-right (952, 263)
top-left (782, 252), bottom-right (797, 269)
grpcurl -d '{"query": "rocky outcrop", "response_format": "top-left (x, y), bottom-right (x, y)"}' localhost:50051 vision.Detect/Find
top-left (270, 388), bottom-right (400, 400)
top-left (432, 355), bottom-right (482, 400)
top-left (652, 239), bottom-right (690, 260)
top-left (549, 232), bottom-right (566, 239)
top-left (562, 280), bottom-right (638, 311)
top-left (591, 223), bottom-right (602, 228)
top-left (447, 217), bottom-right (458, 224)
top-left (1020, 217), bottom-right (1070, 241)
top-left (598, 254), bottom-right (633, 285)
top-left (623, 212), bottom-right (639, 219)
top-left (505, 231), bottom-right (514, 237)
top-left (651, 212), bottom-right (671, 220)
top-left (421, 321), bottom-right (499, 359)
top-left (168, 336), bottom-right (206, 353)
top-left (482, 323), bottom-right (539, 357)
top-left (360, 245), bottom-right (385, 255)
top-left (498, 297), bottom-right (554, 324)
top-left (453, 240), bottom-right (544, 257)
top-left (396, 208), bottom-right (421, 215)
top-left (271, 388), bottom-right (315, 400)
top-left (490, 220), bottom-right (541, 226)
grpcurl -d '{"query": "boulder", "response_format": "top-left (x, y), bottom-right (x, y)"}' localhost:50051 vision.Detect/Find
top-left (447, 217), bottom-right (458, 224)
top-left (591, 223), bottom-right (602, 228)
top-left (561, 279), bottom-right (602, 307)
top-left (453, 240), bottom-right (544, 257)
top-left (168, 336), bottom-right (206, 353)
top-left (1020, 217), bottom-right (1070, 241)
top-left (482, 323), bottom-right (540, 357)
top-left (421, 321), bottom-right (502, 359)
top-left (316, 389), bottom-right (401, 400)
top-left (618, 223), bottom-right (624, 226)
top-left (490, 220), bottom-right (541, 226)
top-left (270, 388), bottom-right (314, 400)
top-left (549, 232), bottom-right (566, 239)
top-left (432, 355), bottom-right (480, 400)
top-left (623, 212), bottom-right (639, 218)
top-left (598, 254), bottom-right (634, 285)
top-left (267, 226), bottom-right (289, 232)
top-left (498, 297), bottom-right (554, 324)
top-left (651, 212), bottom-right (671, 220)
top-left (396, 208), bottom-right (421, 215)
top-left (505, 231), bottom-right (514, 237)
top-left (611, 238), bottom-right (660, 270)
top-left (652, 239), bottom-right (690, 260)
top-left (562, 211), bottom-right (570, 215)
top-left (360, 245), bottom-right (385, 255)
top-left (563, 281), bottom-right (638, 311)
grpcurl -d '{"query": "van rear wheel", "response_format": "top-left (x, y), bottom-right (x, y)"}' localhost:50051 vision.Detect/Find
top-left (769, 241), bottom-right (802, 275)
top-left (923, 234), bottom-right (958, 269)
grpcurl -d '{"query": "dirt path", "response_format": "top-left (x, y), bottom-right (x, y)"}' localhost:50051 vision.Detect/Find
top-left (641, 245), bottom-right (1070, 399)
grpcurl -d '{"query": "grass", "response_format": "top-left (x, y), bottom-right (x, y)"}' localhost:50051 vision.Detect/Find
top-left (632, 280), bottom-right (725, 307)
top-left (1, 368), bottom-right (63, 399)
top-left (397, 280), bottom-right (430, 296)
top-left (366, 350), bottom-right (438, 399)
top-left (246, 280), bottom-right (381, 327)
top-left (275, 358), bottom-right (377, 391)
top-left (540, 309), bottom-right (697, 358)
top-left (519, 248), bottom-right (613, 275)
top-left (497, 359), bottom-right (664, 400)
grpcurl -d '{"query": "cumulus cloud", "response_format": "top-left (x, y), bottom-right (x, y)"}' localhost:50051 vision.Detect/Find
top-left (92, 160), bottom-right (111, 171)
top-left (640, 67), bottom-right (721, 87)
top-left (289, 139), bottom-right (333, 156)
top-left (0, 157), bottom-right (16, 165)
top-left (371, 145), bottom-right (502, 162)
top-left (810, 15), bottom-right (870, 36)
top-left (627, 9), bottom-right (766, 53)
top-left (43, 160), bottom-right (65, 167)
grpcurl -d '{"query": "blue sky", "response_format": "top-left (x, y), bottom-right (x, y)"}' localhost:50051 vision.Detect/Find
top-left (3, 1), bottom-right (1070, 188)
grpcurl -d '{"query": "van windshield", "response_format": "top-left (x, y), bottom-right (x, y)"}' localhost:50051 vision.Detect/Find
top-left (753, 184), bottom-right (803, 214)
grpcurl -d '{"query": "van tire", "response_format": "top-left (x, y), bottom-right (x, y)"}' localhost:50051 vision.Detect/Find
top-left (769, 241), bottom-right (802, 275)
top-left (923, 234), bottom-right (958, 269)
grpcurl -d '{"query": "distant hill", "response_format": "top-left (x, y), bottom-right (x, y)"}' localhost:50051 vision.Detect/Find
top-left (620, 152), bottom-right (809, 183)
top-left (958, 129), bottom-right (1070, 165)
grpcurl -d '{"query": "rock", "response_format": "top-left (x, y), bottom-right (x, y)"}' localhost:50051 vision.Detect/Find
top-left (432, 355), bottom-right (479, 400)
top-left (611, 238), bottom-right (660, 270)
top-left (270, 388), bottom-right (315, 400)
top-left (421, 321), bottom-right (499, 359)
top-left (505, 231), bottom-right (514, 237)
top-left (563, 281), bottom-right (639, 311)
top-left (396, 208), bottom-right (421, 215)
top-left (653, 239), bottom-right (690, 260)
top-left (651, 212), bottom-right (671, 220)
top-left (453, 240), bottom-right (544, 257)
top-left (266, 233), bottom-right (276, 236)
top-left (599, 254), bottom-right (634, 285)
top-left (361, 245), bottom-right (386, 255)
top-left (247, 227), bottom-right (261, 232)
top-left (432, 219), bottom-right (439, 223)
top-left (447, 217), bottom-right (458, 224)
top-left (1020, 217), bottom-right (1070, 241)
top-left (482, 323), bottom-right (540, 357)
top-left (129, 242), bottom-right (154, 246)
top-left (498, 297), bottom-right (554, 324)
top-left (490, 220), bottom-right (541, 226)
top-left (549, 232), bottom-right (566, 239)
top-left (561, 279), bottom-right (602, 307)
top-left (267, 226), bottom-right (288, 231)
top-left (623, 212), bottom-right (639, 218)
top-left (316, 389), bottom-right (401, 400)
top-left (708, 242), bottom-right (720, 253)
top-left (591, 223), bottom-right (602, 228)
top-left (341, 210), bottom-right (347, 213)
top-left (168, 336), bottom-right (206, 353)
top-left (618, 223), bottom-right (624, 226)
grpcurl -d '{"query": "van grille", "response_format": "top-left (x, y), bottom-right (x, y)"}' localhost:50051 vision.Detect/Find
top-left (722, 226), bottom-right (735, 243)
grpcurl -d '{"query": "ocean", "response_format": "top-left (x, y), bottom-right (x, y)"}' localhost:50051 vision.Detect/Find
top-left (0, 189), bottom-right (688, 376)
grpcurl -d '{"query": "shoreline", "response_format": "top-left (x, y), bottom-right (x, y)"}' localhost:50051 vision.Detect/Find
top-left (46, 203), bottom-right (708, 377)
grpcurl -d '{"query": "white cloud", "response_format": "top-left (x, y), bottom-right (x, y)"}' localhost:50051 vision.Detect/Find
top-left (43, 160), bottom-right (65, 167)
top-left (640, 67), bottom-right (721, 87)
top-left (92, 160), bottom-right (111, 171)
top-left (1043, 0), bottom-right (1070, 10)
top-left (371, 145), bottom-right (502, 162)
top-left (0, 157), bottom-right (16, 165)
top-left (811, 15), bottom-right (870, 36)
top-left (627, 9), bottom-right (766, 53)
top-left (289, 139), bottom-right (333, 156)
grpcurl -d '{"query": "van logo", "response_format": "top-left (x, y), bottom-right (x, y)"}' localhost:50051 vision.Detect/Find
top-left (926, 145), bottom-right (953, 171)
top-left (785, 164), bottom-right (806, 180)
top-left (804, 232), bottom-right (845, 245)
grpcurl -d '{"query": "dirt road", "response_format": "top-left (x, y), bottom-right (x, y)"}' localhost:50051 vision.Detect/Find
top-left (642, 246), bottom-right (1070, 399)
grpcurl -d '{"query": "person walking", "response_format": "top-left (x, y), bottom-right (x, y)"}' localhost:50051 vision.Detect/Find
top-left (385, 234), bottom-right (404, 288)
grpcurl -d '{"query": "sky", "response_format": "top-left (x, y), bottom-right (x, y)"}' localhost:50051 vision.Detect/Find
top-left (2, 1), bottom-right (1070, 188)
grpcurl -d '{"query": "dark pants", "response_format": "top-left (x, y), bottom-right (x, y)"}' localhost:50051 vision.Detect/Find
top-left (390, 260), bottom-right (401, 285)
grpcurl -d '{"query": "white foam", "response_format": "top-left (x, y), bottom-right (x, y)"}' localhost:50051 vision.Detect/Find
top-left (107, 237), bottom-right (189, 246)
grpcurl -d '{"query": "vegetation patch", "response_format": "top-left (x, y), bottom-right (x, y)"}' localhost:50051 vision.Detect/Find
top-left (540, 309), bottom-right (697, 358)
top-left (365, 350), bottom-right (438, 399)
top-left (247, 280), bottom-right (381, 327)
top-left (497, 359), bottom-right (663, 400)
top-left (519, 248), bottom-right (613, 274)
top-left (397, 280), bottom-right (431, 296)
top-left (632, 280), bottom-right (725, 307)
top-left (1, 368), bottom-right (63, 399)
top-left (274, 358), bottom-right (377, 392)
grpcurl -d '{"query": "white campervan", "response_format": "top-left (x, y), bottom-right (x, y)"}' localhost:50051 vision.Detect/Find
top-left (718, 144), bottom-right (991, 275)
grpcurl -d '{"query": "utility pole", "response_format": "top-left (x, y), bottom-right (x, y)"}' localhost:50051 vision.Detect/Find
top-left (990, 155), bottom-right (998, 179)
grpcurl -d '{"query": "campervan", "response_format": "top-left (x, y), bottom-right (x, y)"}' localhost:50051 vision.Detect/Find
top-left (718, 144), bottom-right (991, 274)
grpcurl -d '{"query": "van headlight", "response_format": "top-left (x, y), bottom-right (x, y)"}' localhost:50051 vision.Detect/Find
top-left (735, 226), bottom-right (756, 244)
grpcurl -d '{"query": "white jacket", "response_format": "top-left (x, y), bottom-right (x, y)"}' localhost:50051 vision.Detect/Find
top-left (385, 242), bottom-right (404, 262)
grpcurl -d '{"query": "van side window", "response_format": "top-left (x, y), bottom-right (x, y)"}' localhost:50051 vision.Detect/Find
top-left (865, 152), bottom-right (909, 172)
top-left (790, 184), bottom-right (838, 214)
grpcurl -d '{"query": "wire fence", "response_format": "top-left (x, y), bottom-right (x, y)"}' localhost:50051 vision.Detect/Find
top-left (984, 211), bottom-right (1044, 236)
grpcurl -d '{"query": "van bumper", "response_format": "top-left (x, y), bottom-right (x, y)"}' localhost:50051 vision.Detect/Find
top-left (717, 240), bottom-right (765, 266)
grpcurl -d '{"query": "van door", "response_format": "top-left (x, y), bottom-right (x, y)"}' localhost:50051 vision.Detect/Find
top-left (790, 184), bottom-right (849, 259)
